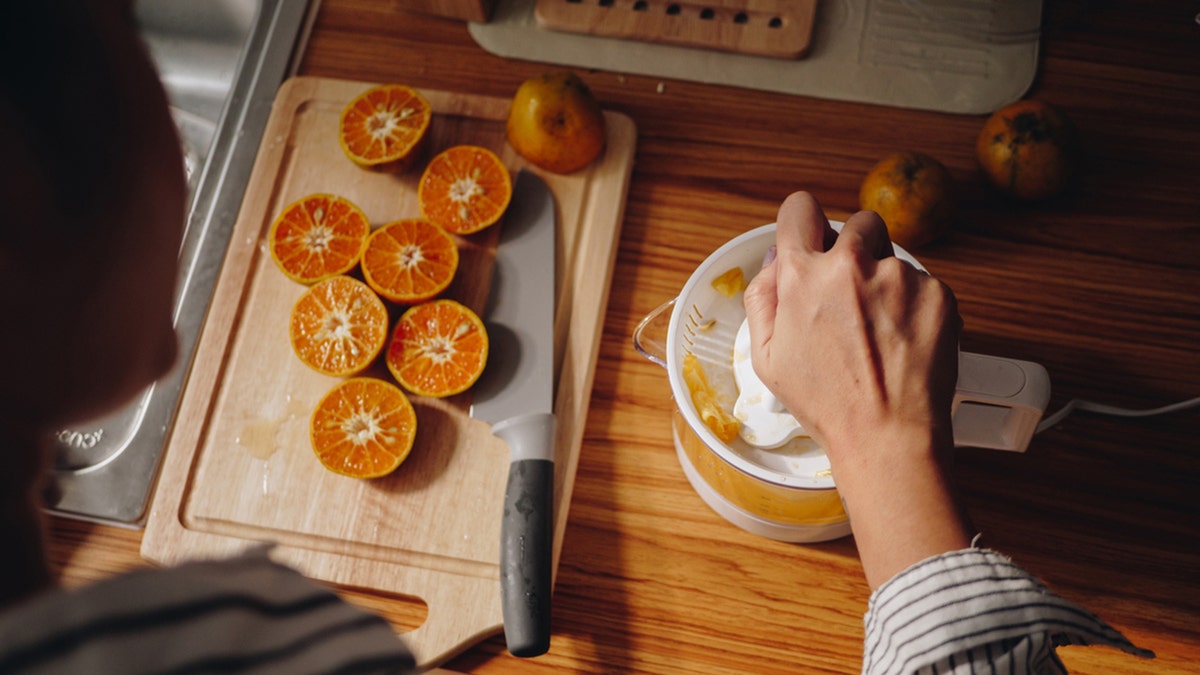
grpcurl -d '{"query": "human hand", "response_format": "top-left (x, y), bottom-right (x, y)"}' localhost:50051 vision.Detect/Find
top-left (743, 192), bottom-right (971, 587)
top-left (742, 192), bottom-right (960, 458)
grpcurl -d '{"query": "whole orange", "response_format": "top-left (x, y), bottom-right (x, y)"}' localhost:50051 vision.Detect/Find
top-left (858, 151), bottom-right (957, 250)
top-left (976, 99), bottom-right (1080, 201)
top-left (506, 71), bottom-right (606, 174)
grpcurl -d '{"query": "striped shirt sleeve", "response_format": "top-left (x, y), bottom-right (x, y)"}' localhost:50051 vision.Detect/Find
top-left (0, 547), bottom-right (417, 675)
top-left (862, 548), bottom-right (1154, 675)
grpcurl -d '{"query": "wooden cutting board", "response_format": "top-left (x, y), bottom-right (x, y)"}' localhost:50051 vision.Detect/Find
top-left (142, 76), bottom-right (636, 669)
top-left (535, 0), bottom-right (818, 59)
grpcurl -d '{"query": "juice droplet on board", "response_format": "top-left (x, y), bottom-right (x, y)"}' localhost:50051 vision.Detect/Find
top-left (238, 419), bottom-right (279, 460)
top-left (236, 398), bottom-right (310, 461)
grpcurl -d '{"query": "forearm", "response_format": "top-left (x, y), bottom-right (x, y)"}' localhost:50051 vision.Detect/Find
top-left (828, 426), bottom-right (972, 590)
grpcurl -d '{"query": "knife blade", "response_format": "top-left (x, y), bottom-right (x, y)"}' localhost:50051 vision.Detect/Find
top-left (471, 169), bottom-right (557, 657)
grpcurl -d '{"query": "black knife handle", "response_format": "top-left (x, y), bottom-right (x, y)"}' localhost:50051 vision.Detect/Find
top-left (500, 458), bottom-right (554, 657)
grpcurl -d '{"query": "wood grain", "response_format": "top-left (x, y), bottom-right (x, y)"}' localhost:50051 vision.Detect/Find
top-left (47, 1), bottom-right (1199, 673)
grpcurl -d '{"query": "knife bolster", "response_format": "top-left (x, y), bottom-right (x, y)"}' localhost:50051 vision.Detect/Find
top-left (492, 412), bottom-right (557, 462)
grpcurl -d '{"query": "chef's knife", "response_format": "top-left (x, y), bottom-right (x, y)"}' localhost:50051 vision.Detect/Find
top-left (471, 169), bottom-right (557, 657)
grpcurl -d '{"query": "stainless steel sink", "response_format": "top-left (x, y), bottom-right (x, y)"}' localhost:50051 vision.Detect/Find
top-left (46, 0), bottom-right (318, 526)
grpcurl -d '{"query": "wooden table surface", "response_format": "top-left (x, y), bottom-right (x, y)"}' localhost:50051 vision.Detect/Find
top-left (47, 1), bottom-right (1198, 672)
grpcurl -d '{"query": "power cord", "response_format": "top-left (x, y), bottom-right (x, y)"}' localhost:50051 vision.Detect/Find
top-left (1036, 396), bottom-right (1200, 434)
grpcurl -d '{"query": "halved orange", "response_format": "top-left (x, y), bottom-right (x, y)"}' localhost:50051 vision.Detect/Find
top-left (269, 194), bottom-right (370, 284)
top-left (310, 377), bottom-right (417, 479)
top-left (290, 275), bottom-right (389, 377)
top-left (361, 219), bottom-right (459, 304)
top-left (418, 145), bottom-right (512, 234)
top-left (339, 84), bottom-right (432, 171)
top-left (386, 299), bottom-right (488, 398)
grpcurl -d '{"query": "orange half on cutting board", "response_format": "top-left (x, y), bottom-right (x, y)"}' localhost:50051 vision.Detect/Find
top-left (338, 84), bottom-right (432, 171)
top-left (361, 219), bottom-right (459, 304)
top-left (418, 145), bottom-right (513, 234)
top-left (386, 299), bottom-right (489, 398)
top-left (269, 194), bottom-right (371, 284)
top-left (290, 275), bottom-right (389, 377)
top-left (310, 377), bottom-right (417, 479)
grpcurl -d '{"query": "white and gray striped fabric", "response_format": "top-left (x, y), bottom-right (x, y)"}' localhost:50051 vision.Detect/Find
top-left (0, 548), bottom-right (416, 674)
top-left (863, 548), bottom-right (1154, 674)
